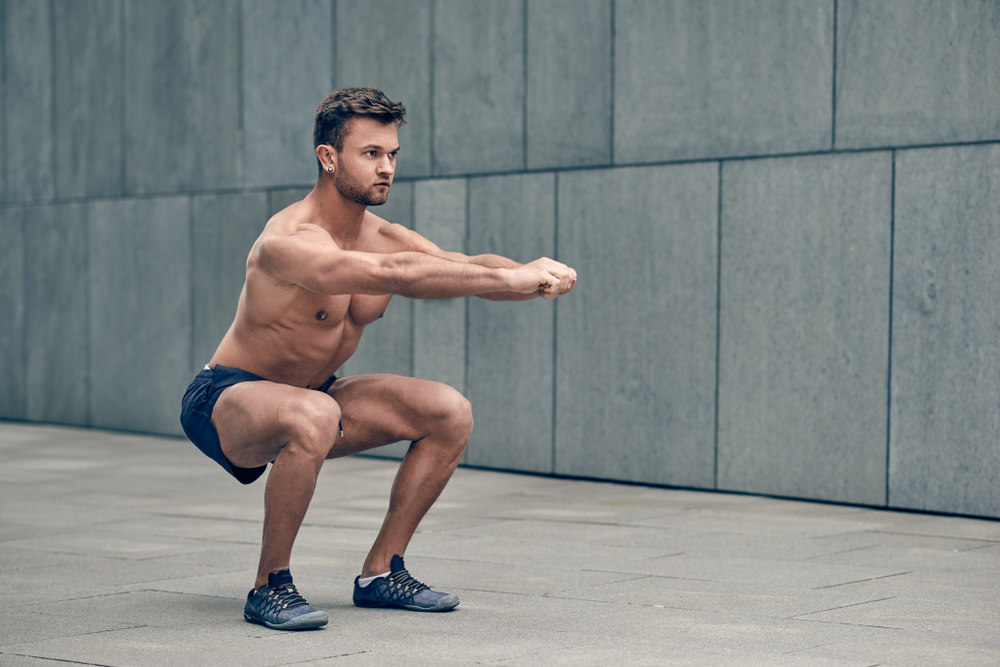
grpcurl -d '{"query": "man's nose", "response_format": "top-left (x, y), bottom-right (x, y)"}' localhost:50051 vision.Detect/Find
top-left (377, 156), bottom-right (394, 176)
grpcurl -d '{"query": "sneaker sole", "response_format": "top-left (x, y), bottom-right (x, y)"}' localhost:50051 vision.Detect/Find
top-left (244, 610), bottom-right (329, 630)
top-left (354, 594), bottom-right (460, 612)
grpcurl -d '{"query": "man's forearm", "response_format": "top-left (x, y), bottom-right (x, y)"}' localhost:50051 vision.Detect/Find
top-left (382, 252), bottom-right (515, 299)
top-left (465, 253), bottom-right (522, 270)
top-left (463, 254), bottom-right (538, 300)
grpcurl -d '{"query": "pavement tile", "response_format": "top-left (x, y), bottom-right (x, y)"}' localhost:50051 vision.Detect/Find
top-left (489, 636), bottom-right (874, 667)
top-left (542, 572), bottom-right (906, 622)
top-left (108, 515), bottom-right (263, 543)
top-left (1, 624), bottom-right (325, 667)
top-left (2, 527), bottom-right (220, 560)
top-left (25, 552), bottom-right (251, 590)
top-left (534, 602), bottom-right (900, 658)
top-left (285, 653), bottom-right (469, 666)
top-left (0, 544), bottom-right (96, 571)
top-left (796, 627), bottom-right (1000, 667)
top-left (0, 655), bottom-right (86, 666)
top-left (24, 590), bottom-right (278, 636)
top-left (2, 421), bottom-right (999, 665)
top-left (0, 608), bottom-right (139, 647)
top-left (793, 594), bottom-right (1000, 634)
top-left (0, 496), bottom-right (142, 528)
top-left (582, 552), bottom-right (910, 592)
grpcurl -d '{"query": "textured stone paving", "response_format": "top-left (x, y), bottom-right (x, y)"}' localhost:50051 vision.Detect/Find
top-left (2, 421), bottom-right (999, 666)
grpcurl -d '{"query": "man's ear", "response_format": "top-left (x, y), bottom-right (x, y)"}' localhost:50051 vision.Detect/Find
top-left (316, 144), bottom-right (336, 174)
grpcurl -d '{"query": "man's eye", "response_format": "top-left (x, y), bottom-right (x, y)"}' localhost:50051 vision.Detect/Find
top-left (366, 151), bottom-right (376, 157)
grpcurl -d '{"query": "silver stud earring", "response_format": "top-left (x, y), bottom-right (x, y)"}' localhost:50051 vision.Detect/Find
top-left (327, 166), bottom-right (333, 173)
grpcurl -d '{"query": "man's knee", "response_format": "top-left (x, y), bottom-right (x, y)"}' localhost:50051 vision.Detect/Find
top-left (278, 391), bottom-right (342, 456)
top-left (426, 383), bottom-right (474, 444)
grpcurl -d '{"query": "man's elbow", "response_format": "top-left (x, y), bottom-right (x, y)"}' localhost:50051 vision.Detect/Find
top-left (372, 254), bottom-right (412, 296)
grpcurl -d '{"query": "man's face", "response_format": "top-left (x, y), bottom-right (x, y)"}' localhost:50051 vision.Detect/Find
top-left (334, 117), bottom-right (399, 207)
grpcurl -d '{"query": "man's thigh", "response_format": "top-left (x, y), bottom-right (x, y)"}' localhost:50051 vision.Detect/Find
top-left (212, 380), bottom-right (338, 469)
top-left (326, 374), bottom-right (469, 460)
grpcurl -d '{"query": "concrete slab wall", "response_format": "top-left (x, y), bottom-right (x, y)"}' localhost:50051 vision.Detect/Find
top-left (557, 164), bottom-right (718, 488)
top-left (0, 207), bottom-right (24, 418)
top-left (466, 172), bottom-right (556, 473)
top-left (890, 144), bottom-right (1000, 518)
top-left (2, 1), bottom-right (999, 518)
top-left (412, 178), bottom-right (467, 394)
top-left (124, 0), bottom-right (240, 195)
top-left (243, 0), bottom-right (333, 188)
top-left (24, 204), bottom-right (90, 426)
top-left (53, 0), bottom-right (124, 199)
top-left (191, 192), bottom-right (270, 371)
top-left (336, 0), bottom-right (433, 179)
top-left (717, 153), bottom-right (892, 505)
top-left (5, 0), bottom-right (55, 203)
top-left (434, 0), bottom-right (524, 175)
top-left (615, 0), bottom-right (833, 163)
top-left (526, 0), bottom-right (612, 170)
top-left (836, 1), bottom-right (1000, 149)
top-left (89, 197), bottom-right (192, 436)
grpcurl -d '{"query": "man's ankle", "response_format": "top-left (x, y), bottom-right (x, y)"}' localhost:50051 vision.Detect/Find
top-left (255, 567), bottom-right (290, 590)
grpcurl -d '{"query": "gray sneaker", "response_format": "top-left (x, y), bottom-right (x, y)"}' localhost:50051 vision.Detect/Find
top-left (244, 569), bottom-right (328, 630)
top-left (353, 554), bottom-right (459, 612)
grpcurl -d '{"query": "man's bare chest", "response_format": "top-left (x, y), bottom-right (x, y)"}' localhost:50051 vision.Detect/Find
top-left (302, 291), bottom-right (391, 327)
top-left (346, 293), bottom-right (392, 326)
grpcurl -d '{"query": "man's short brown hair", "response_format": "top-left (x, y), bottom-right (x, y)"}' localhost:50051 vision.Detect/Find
top-left (313, 86), bottom-right (406, 159)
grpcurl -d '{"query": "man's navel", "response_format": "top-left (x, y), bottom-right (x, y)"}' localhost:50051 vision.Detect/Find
top-left (316, 310), bottom-right (328, 321)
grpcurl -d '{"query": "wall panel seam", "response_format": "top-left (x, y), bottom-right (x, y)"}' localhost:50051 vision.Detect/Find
top-left (188, 194), bottom-right (196, 384)
top-left (84, 200), bottom-right (92, 425)
top-left (409, 181), bottom-right (416, 378)
top-left (429, 0), bottom-right (436, 176)
top-left (831, 0), bottom-right (838, 149)
top-left (1, 0), bottom-right (6, 202)
top-left (609, 0), bottom-right (615, 165)
top-left (20, 211), bottom-right (27, 418)
top-left (236, 0), bottom-right (245, 189)
top-left (521, 0), bottom-right (527, 171)
top-left (331, 0), bottom-right (337, 88)
top-left (463, 177), bottom-right (470, 399)
top-left (48, 0), bottom-right (56, 198)
top-left (552, 170), bottom-right (559, 474)
top-left (119, 0), bottom-right (126, 197)
top-left (714, 160), bottom-right (723, 490)
top-left (885, 149), bottom-right (896, 508)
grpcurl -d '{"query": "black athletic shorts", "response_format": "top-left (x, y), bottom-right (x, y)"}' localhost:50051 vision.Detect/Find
top-left (180, 365), bottom-right (338, 484)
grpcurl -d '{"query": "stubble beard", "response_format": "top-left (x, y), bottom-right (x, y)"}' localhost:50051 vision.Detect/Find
top-left (335, 158), bottom-right (389, 207)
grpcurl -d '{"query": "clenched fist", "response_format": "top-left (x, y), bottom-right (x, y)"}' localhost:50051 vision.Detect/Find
top-left (505, 257), bottom-right (577, 300)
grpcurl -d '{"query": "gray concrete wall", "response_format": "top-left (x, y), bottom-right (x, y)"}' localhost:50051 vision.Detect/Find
top-left (1, 0), bottom-right (999, 519)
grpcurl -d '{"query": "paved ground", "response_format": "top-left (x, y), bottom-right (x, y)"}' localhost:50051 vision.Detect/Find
top-left (1, 421), bottom-right (999, 666)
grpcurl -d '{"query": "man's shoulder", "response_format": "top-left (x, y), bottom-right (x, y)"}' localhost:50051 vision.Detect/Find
top-left (262, 202), bottom-right (329, 242)
top-left (362, 210), bottom-right (416, 249)
top-left (363, 209), bottom-right (395, 232)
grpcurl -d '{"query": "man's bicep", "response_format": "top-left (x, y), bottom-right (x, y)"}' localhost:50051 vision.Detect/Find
top-left (382, 224), bottom-right (514, 268)
top-left (381, 223), bottom-right (467, 261)
top-left (257, 233), bottom-right (387, 295)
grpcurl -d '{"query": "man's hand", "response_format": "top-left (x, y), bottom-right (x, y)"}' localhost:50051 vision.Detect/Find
top-left (505, 258), bottom-right (577, 300)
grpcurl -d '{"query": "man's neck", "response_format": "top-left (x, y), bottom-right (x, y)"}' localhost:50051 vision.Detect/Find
top-left (307, 179), bottom-right (367, 248)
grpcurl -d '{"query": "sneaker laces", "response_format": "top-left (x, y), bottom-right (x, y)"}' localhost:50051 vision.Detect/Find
top-left (385, 566), bottom-right (430, 595)
top-left (268, 583), bottom-right (309, 610)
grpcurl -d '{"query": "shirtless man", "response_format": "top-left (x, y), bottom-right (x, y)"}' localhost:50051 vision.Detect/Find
top-left (180, 87), bottom-right (576, 630)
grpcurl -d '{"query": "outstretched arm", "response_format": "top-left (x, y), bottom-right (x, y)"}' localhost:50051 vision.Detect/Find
top-left (453, 253), bottom-right (573, 301)
top-left (381, 224), bottom-right (576, 301)
top-left (257, 224), bottom-right (574, 300)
